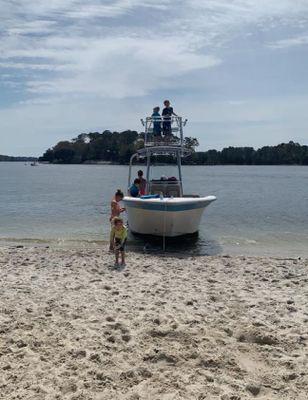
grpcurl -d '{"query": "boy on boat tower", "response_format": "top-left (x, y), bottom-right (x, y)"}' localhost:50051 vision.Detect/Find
top-left (162, 100), bottom-right (177, 140)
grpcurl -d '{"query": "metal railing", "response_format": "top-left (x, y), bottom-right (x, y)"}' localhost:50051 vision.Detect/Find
top-left (140, 116), bottom-right (187, 147)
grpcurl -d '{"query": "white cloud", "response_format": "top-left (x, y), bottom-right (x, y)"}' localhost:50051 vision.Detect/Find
top-left (1, 0), bottom-right (308, 155)
top-left (267, 34), bottom-right (308, 49)
top-left (22, 36), bottom-right (221, 97)
top-left (1, 0), bottom-right (308, 101)
top-left (65, 0), bottom-right (171, 19)
top-left (170, 0), bottom-right (308, 47)
top-left (0, 0), bottom-right (171, 22)
top-left (0, 61), bottom-right (74, 71)
top-left (2, 94), bottom-right (307, 155)
top-left (0, 1), bottom-right (221, 99)
top-left (6, 20), bottom-right (57, 36)
top-left (184, 95), bottom-right (308, 149)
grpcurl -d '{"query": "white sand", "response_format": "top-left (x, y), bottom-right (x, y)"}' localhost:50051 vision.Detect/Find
top-left (0, 246), bottom-right (307, 400)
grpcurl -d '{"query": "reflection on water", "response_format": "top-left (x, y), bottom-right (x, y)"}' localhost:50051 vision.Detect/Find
top-left (127, 231), bottom-right (223, 256)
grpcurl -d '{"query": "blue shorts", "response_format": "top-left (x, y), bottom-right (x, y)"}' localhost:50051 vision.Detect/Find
top-left (153, 125), bottom-right (162, 136)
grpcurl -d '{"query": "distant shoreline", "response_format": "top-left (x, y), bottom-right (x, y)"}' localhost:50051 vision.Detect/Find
top-left (0, 158), bottom-right (37, 162)
top-left (0, 158), bottom-right (308, 167)
top-left (2, 160), bottom-right (308, 166)
top-left (3, 140), bottom-right (308, 165)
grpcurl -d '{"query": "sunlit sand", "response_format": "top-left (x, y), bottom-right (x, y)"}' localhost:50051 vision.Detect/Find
top-left (0, 246), bottom-right (307, 399)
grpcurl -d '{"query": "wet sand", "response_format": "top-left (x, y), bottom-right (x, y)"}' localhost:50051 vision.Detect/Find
top-left (0, 246), bottom-right (307, 399)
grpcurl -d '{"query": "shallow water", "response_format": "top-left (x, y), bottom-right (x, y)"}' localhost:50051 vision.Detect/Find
top-left (0, 162), bottom-right (307, 256)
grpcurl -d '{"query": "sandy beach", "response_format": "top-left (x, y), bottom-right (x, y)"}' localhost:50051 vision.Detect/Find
top-left (0, 246), bottom-right (307, 400)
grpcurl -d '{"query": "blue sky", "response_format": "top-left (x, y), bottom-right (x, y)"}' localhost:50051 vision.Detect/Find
top-left (1, 0), bottom-right (308, 156)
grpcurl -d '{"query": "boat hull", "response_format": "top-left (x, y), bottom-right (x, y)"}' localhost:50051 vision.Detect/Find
top-left (123, 196), bottom-right (216, 237)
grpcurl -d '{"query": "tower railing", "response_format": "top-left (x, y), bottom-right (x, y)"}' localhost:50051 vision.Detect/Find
top-left (140, 116), bottom-right (187, 148)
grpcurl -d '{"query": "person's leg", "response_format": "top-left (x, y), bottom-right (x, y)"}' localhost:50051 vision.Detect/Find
top-left (153, 132), bottom-right (157, 145)
top-left (163, 122), bottom-right (171, 143)
top-left (165, 132), bottom-right (171, 144)
top-left (115, 249), bottom-right (119, 265)
top-left (121, 250), bottom-right (125, 265)
top-left (162, 122), bottom-right (167, 136)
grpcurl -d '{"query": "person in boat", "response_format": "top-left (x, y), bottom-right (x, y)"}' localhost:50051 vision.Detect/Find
top-left (152, 106), bottom-right (162, 143)
top-left (162, 100), bottom-right (177, 141)
top-left (110, 189), bottom-right (125, 223)
top-left (137, 170), bottom-right (146, 196)
top-left (129, 178), bottom-right (140, 197)
top-left (109, 217), bottom-right (127, 267)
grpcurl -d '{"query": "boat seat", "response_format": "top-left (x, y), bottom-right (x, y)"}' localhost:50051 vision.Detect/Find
top-left (149, 183), bottom-right (167, 196)
top-left (149, 181), bottom-right (181, 197)
top-left (166, 185), bottom-right (181, 197)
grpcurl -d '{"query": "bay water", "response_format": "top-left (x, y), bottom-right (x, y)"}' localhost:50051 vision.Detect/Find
top-left (0, 162), bottom-right (307, 257)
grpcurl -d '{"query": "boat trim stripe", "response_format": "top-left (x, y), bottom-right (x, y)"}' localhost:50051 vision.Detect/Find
top-left (123, 200), bottom-right (213, 212)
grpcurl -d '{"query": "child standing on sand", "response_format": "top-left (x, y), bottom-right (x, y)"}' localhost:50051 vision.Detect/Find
top-left (109, 217), bottom-right (127, 266)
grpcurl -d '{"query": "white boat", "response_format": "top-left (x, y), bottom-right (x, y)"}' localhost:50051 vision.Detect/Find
top-left (123, 116), bottom-right (216, 237)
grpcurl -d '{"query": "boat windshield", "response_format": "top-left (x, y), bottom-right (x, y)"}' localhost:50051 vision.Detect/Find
top-left (128, 156), bottom-right (183, 197)
top-left (127, 164), bottom-right (179, 186)
top-left (148, 164), bottom-right (179, 182)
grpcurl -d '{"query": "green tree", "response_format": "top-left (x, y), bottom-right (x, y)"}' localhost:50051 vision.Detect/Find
top-left (184, 137), bottom-right (199, 151)
top-left (52, 141), bottom-right (75, 163)
top-left (40, 148), bottom-right (54, 162)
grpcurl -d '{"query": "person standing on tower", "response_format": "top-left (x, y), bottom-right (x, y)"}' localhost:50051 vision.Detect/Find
top-left (162, 100), bottom-right (177, 141)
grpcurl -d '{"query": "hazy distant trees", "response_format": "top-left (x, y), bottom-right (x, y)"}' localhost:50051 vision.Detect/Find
top-left (39, 130), bottom-right (199, 164)
top-left (40, 130), bottom-right (139, 164)
top-left (39, 132), bottom-right (308, 165)
top-left (185, 141), bottom-right (308, 165)
top-left (0, 155), bottom-right (36, 162)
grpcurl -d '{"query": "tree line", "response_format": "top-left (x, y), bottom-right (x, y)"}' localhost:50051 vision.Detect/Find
top-left (39, 130), bottom-right (308, 165)
top-left (0, 155), bottom-right (36, 162)
top-left (184, 141), bottom-right (308, 165)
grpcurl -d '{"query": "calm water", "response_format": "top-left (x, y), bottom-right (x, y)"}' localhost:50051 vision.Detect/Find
top-left (0, 162), bottom-right (307, 257)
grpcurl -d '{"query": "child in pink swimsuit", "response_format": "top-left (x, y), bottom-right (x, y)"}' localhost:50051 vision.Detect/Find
top-left (110, 189), bottom-right (125, 222)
